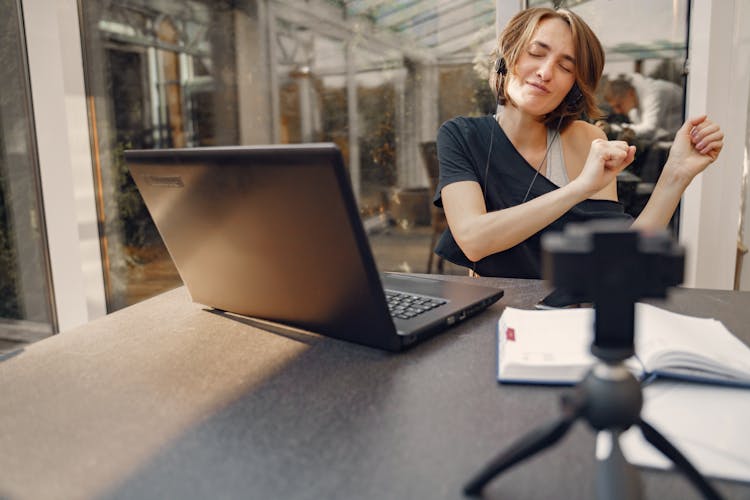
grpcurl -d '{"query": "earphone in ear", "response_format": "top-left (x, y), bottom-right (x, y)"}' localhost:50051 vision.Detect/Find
top-left (494, 57), bottom-right (507, 76)
top-left (564, 83), bottom-right (583, 112)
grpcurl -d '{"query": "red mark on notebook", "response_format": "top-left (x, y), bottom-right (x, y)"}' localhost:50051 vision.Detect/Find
top-left (506, 327), bottom-right (516, 341)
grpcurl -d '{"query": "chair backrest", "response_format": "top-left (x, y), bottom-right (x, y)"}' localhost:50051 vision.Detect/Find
top-left (420, 141), bottom-right (439, 193)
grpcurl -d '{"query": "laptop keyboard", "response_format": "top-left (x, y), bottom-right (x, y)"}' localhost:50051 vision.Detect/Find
top-left (385, 290), bottom-right (447, 320)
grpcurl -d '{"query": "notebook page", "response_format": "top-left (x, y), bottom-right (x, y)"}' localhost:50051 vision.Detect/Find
top-left (634, 303), bottom-right (750, 381)
top-left (612, 381), bottom-right (750, 483)
top-left (498, 307), bottom-right (597, 383)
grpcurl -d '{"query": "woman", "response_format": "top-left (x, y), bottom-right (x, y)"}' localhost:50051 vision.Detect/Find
top-left (433, 7), bottom-right (723, 279)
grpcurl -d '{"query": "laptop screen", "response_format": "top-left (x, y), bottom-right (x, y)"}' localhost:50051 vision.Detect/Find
top-left (125, 144), bottom-right (398, 344)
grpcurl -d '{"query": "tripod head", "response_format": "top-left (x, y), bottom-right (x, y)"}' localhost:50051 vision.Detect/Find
top-left (541, 221), bottom-right (684, 362)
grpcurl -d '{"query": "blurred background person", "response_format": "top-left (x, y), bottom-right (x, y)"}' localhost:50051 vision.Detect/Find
top-left (600, 72), bottom-right (683, 141)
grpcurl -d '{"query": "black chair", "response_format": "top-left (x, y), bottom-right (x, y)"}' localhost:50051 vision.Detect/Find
top-left (420, 141), bottom-right (446, 274)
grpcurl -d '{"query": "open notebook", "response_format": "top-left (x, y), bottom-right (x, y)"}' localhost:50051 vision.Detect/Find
top-left (125, 143), bottom-right (503, 351)
top-left (496, 303), bottom-right (750, 386)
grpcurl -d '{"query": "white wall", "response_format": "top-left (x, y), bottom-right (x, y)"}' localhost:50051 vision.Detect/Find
top-left (681, 0), bottom-right (750, 289)
top-left (739, 87), bottom-right (750, 290)
top-left (22, 0), bottom-right (107, 331)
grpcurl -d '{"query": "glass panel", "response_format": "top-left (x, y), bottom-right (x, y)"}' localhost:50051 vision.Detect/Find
top-left (0, 0), bottom-right (55, 349)
top-left (80, 0), bottom-right (238, 310)
top-left (531, 0), bottom-right (689, 222)
top-left (80, 0), bottom-right (499, 311)
top-left (275, 21), bottom-right (349, 146)
top-left (271, 2), bottom-right (496, 275)
top-left (354, 46), bottom-right (399, 220)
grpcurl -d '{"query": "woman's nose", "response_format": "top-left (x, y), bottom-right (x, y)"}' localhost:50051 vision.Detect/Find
top-left (536, 59), bottom-right (553, 81)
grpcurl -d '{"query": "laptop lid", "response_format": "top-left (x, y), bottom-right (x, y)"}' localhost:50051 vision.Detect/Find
top-left (125, 144), bottom-right (502, 351)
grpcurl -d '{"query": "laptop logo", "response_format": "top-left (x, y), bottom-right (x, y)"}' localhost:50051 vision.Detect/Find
top-left (145, 175), bottom-right (184, 188)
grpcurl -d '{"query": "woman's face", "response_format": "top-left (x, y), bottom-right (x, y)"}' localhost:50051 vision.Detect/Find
top-left (505, 17), bottom-right (577, 118)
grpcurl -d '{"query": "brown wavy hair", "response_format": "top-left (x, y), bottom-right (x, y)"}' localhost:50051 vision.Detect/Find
top-left (489, 8), bottom-right (604, 129)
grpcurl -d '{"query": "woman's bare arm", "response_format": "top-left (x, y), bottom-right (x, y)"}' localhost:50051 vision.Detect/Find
top-left (632, 115), bottom-right (724, 230)
top-left (442, 137), bottom-right (635, 261)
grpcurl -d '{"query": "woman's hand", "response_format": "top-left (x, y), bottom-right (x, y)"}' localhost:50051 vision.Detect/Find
top-left (664, 115), bottom-right (724, 183)
top-left (573, 138), bottom-right (636, 197)
top-left (632, 115), bottom-right (723, 231)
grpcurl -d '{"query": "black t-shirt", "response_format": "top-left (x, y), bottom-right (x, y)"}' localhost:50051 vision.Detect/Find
top-left (433, 115), bottom-right (632, 279)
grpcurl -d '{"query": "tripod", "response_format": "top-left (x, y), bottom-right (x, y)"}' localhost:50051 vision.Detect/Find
top-left (463, 224), bottom-right (723, 499)
top-left (463, 360), bottom-right (723, 499)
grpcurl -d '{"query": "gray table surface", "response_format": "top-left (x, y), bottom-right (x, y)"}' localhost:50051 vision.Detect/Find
top-left (1, 275), bottom-right (749, 500)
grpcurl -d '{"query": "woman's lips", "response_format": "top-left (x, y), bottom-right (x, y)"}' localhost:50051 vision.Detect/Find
top-left (527, 81), bottom-right (550, 94)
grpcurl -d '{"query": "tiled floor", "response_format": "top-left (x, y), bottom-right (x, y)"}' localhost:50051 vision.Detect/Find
top-left (369, 224), bottom-right (467, 275)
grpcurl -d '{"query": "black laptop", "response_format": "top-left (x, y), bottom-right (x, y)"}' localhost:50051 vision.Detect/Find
top-left (124, 143), bottom-right (503, 351)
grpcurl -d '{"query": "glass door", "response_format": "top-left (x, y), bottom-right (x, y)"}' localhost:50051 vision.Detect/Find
top-left (79, 0), bottom-right (238, 311)
top-left (0, 0), bottom-right (56, 349)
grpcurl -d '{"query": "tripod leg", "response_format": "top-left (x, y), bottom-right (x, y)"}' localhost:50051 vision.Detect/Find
top-left (463, 414), bottom-right (576, 496)
top-left (637, 418), bottom-right (723, 500)
top-left (596, 430), bottom-right (642, 500)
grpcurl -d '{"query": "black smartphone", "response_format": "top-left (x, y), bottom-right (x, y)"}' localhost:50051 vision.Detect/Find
top-left (535, 287), bottom-right (592, 310)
